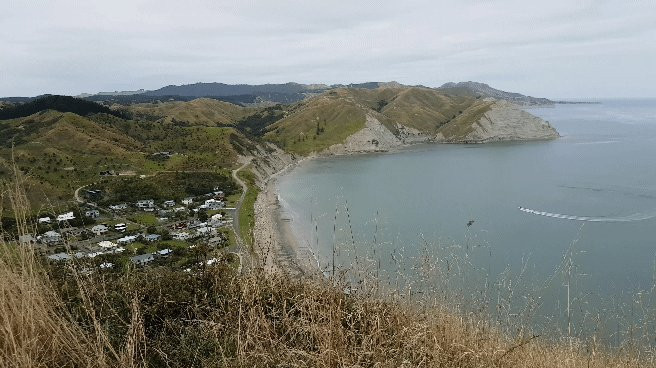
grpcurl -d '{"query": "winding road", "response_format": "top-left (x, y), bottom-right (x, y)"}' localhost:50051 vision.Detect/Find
top-left (231, 157), bottom-right (253, 248)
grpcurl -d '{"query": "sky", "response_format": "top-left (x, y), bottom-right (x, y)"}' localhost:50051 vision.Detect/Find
top-left (2, 0), bottom-right (655, 98)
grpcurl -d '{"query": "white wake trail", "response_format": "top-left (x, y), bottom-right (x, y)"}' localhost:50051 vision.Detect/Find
top-left (518, 206), bottom-right (656, 222)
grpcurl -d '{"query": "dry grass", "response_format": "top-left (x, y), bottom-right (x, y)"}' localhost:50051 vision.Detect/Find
top-left (0, 167), bottom-right (653, 367)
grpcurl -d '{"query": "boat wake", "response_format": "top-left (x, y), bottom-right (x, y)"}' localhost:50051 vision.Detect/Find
top-left (518, 206), bottom-right (656, 222)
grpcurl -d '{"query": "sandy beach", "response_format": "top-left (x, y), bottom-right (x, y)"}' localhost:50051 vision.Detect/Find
top-left (252, 157), bottom-right (321, 276)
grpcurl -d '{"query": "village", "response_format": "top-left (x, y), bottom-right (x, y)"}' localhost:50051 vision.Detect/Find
top-left (21, 184), bottom-right (239, 271)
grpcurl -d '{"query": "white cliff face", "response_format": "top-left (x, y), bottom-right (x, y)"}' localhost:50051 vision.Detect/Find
top-left (438, 100), bottom-right (559, 143)
top-left (325, 114), bottom-right (402, 154)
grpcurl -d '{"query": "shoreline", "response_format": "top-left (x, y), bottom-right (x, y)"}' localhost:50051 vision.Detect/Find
top-left (251, 129), bottom-right (560, 275)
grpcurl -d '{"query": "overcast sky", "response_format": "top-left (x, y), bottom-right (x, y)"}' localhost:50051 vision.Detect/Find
top-left (2, 0), bottom-right (655, 98)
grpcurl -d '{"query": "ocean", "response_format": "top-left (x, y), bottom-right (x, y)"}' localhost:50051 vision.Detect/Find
top-left (277, 99), bottom-right (656, 343)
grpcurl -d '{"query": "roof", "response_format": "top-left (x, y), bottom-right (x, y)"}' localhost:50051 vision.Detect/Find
top-left (131, 253), bottom-right (155, 263)
top-left (98, 240), bottom-right (116, 248)
top-left (47, 253), bottom-right (71, 261)
top-left (157, 248), bottom-right (173, 256)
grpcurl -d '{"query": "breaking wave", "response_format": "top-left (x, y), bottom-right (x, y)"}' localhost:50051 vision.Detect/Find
top-left (518, 206), bottom-right (656, 222)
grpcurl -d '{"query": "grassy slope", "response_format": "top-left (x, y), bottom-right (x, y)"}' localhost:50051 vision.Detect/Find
top-left (126, 98), bottom-right (252, 125)
top-left (264, 90), bottom-right (367, 155)
top-left (0, 110), bottom-right (248, 210)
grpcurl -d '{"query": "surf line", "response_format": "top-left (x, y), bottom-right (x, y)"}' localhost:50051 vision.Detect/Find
top-left (518, 206), bottom-right (656, 223)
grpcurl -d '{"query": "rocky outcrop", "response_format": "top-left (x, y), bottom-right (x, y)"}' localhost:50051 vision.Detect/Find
top-left (325, 115), bottom-right (403, 154)
top-left (436, 100), bottom-right (559, 143)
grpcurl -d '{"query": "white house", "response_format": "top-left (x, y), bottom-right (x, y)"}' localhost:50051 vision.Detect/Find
top-left (117, 235), bottom-right (138, 245)
top-left (136, 199), bottom-right (155, 209)
top-left (172, 232), bottom-right (191, 241)
top-left (143, 234), bottom-right (161, 242)
top-left (98, 240), bottom-right (117, 248)
top-left (40, 230), bottom-right (62, 245)
top-left (100, 262), bottom-right (114, 269)
top-left (91, 224), bottom-right (109, 236)
top-left (109, 203), bottom-right (128, 211)
top-left (114, 223), bottom-right (127, 232)
top-left (196, 226), bottom-right (215, 236)
top-left (47, 252), bottom-right (71, 262)
top-left (163, 200), bottom-right (175, 207)
top-left (204, 199), bottom-right (224, 210)
top-left (130, 253), bottom-right (154, 266)
top-left (56, 212), bottom-right (75, 222)
top-left (37, 217), bottom-right (51, 224)
top-left (156, 248), bottom-right (173, 257)
top-left (182, 197), bottom-right (194, 206)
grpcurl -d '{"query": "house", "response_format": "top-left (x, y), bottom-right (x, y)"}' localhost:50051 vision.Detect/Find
top-left (18, 234), bottom-right (36, 245)
top-left (86, 251), bottom-right (103, 258)
top-left (85, 209), bottom-right (100, 218)
top-left (47, 252), bottom-right (71, 262)
top-left (173, 206), bottom-right (186, 212)
top-left (37, 217), bottom-right (51, 224)
top-left (109, 203), bottom-right (128, 211)
top-left (182, 197), bottom-right (194, 206)
top-left (114, 223), bottom-right (127, 232)
top-left (143, 234), bottom-right (161, 242)
top-left (131, 253), bottom-right (155, 266)
top-left (213, 190), bottom-right (225, 200)
top-left (172, 232), bottom-right (191, 241)
top-left (109, 247), bottom-right (125, 254)
top-left (84, 189), bottom-right (102, 200)
top-left (204, 199), bottom-right (224, 210)
top-left (91, 224), bottom-right (109, 236)
top-left (156, 248), bottom-right (173, 257)
top-left (40, 231), bottom-right (62, 245)
top-left (163, 200), bottom-right (175, 208)
top-left (99, 262), bottom-right (114, 269)
top-left (117, 235), bottom-right (138, 245)
top-left (136, 199), bottom-right (155, 209)
top-left (196, 226), bottom-right (215, 237)
top-left (98, 240), bottom-right (116, 248)
top-left (56, 212), bottom-right (75, 222)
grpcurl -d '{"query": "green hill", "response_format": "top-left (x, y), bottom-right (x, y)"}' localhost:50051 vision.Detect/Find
top-left (0, 95), bottom-right (126, 120)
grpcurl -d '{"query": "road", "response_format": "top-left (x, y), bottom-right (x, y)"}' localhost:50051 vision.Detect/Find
top-left (231, 157), bottom-right (252, 248)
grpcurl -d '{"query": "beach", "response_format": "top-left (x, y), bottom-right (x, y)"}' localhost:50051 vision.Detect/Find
top-left (252, 156), bottom-right (320, 276)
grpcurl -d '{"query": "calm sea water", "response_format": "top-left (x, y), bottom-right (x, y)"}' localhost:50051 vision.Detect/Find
top-left (278, 99), bottom-right (656, 342)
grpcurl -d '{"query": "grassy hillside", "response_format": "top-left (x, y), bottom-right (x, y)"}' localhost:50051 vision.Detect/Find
top-left (262, 87), bottom-right (491, 154)
top-left (126, 98), bottom-right (252, 126)
top-left (0, 109), bottom-right (252, 210)
top-left (264, 90), bottom-right (367, 154)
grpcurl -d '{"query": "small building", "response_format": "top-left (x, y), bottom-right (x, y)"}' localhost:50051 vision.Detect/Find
top-left (163, 200), bottom-right (175, 208)
top-left (114, 223), bottom-right (127, 232)
top-left (182, 197), bottom-right (194, 206)
top-left (136, 199), bottom-right (155, 209)
top-left (99, 262), bottom-right (114, 270)
top-left (85, 189), bottom-right (102, 200)
top-left (172, 232), bottom-right (191, 241)
top-left (204, 199), bottom-right (224, 210)
top-left (109, 203), bottom-right (128, 211)
top-left (98, 240), bottom-right (117, 248)
top-left (37, 217), bottom-right (51, 224)
top-left (156, 248), bottom-right (173, 257)
top-left (40, 230), bottom-right (62, 245)
top-left (131, 253), bottom-right (155, 266)
top-left (56, 212), bottom-right (75, 222)
top-left (117, 235), bottom-right (138, 245)
top-left (91, 224), bottom-right (109, 236)
top-left (85, 209), bottom-right (100, 219)
top-left (196, 226), bottom-right (215, 236)
top-left (173, 206), bottom-right (186, 213)
top-left (144, 234), bottom-right (161, 242)
top-left (213, 190), bottom-right (225, 200)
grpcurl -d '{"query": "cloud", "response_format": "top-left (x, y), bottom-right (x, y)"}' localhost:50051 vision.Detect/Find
top-left (1, 0), bottom-right (654, 97)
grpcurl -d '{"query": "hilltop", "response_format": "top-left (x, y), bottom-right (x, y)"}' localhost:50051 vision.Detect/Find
top-left (438, 81), bottom-right (554, 105)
